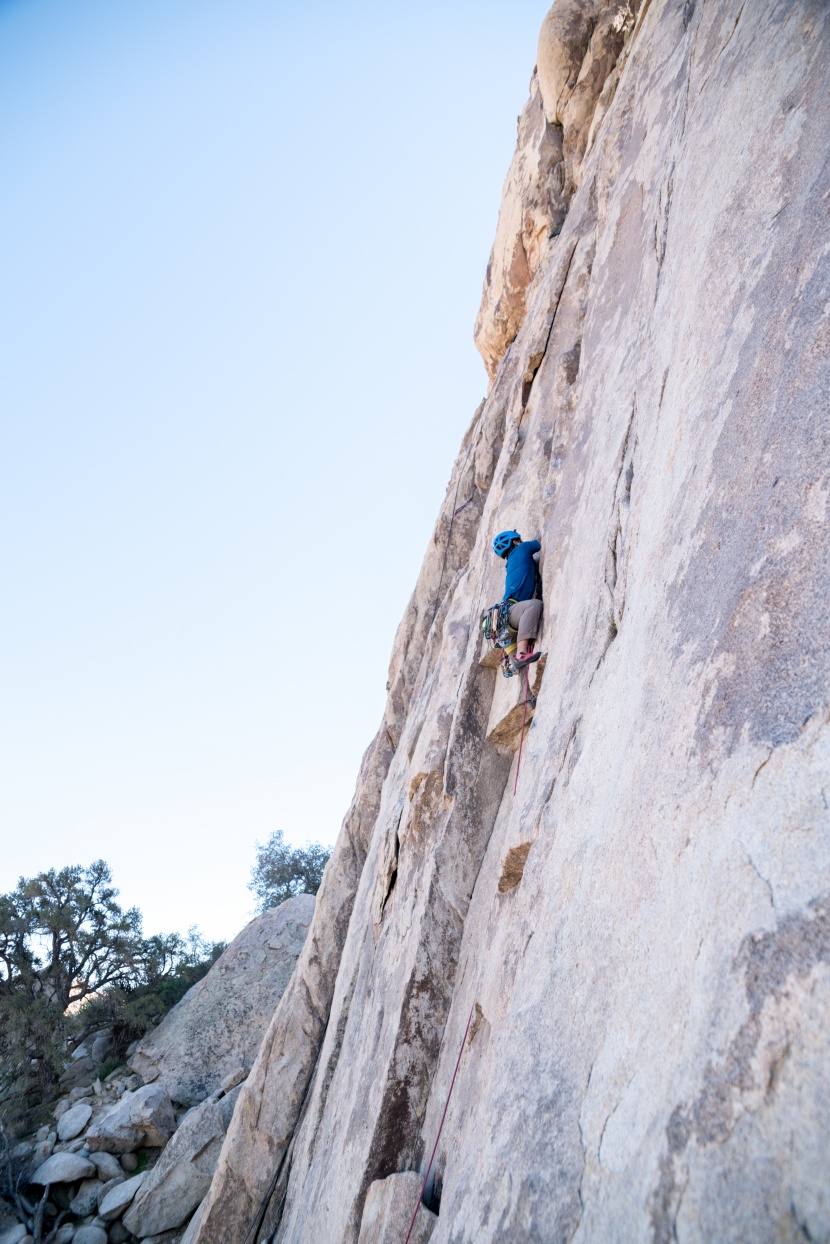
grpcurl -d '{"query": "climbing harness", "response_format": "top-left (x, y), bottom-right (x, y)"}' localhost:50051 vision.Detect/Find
top-left (403, 1001), bottom-right (476, 1244)
top-left (480, 599), bottom-right (519, 677)
top-left (481, 600), bottom-right (539, 786)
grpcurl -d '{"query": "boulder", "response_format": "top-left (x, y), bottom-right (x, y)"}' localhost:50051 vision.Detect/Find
top-left (0, 1227), bottom-right (28, 1244)
top-left (129, 896), bottom-right (314, 1105)
top-left (57, 1102), bottom-right (92, 1142)
top-left (123, 1090), bottom-right (240, 1238)
top-left (118, 1153), bottom-right (138, 1172)
top-left (536, 0), bottom-right (629, 191)
top-left (107, 1224), bottom-right (129, 1244)
top-left (59, 1057), bottom-right (96, 1092)
top-left (88, 1152), bottom-right (123, 1183)
top-left (29, 1152), bottom-right (95, 1185)
top-left (54, 1227), bottom-right (76, 1243)
top-left (72, 1229), bottom-right (107, 1244)
top-left (98, 1172), bottom-right (146, 1222)
top-left (95, 1176), bottom-right (124, 1209)
top-left (90, 1032), bottom-right (112, 1064)
top-left (85, 1083), bottom-right (175, 1153)
top-left (358, 1173), bottom-right (436, 1244)
top-left (28, 1139), bottom-right (53, 1172)
top-left (69, 1178), bottom-right (103, 1217)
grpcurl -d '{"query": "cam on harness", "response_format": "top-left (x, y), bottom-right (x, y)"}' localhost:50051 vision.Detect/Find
top-left (481, 598), bottom-right (520, 678)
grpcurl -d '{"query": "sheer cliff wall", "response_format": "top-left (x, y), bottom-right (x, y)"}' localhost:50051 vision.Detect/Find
top-left (195, 1), bottom-right (830, 1240)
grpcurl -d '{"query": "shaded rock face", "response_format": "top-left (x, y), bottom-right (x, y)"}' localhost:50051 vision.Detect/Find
top-left (123, 1088), bottom-right (241, 1237)
top-left (195, 1), bottom-right (830, 1242)
top-left (129, 895), bottom-right (315, 1105)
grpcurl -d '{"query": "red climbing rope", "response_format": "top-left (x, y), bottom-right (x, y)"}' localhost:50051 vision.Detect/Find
top-left (403, 1001), bottom-right (476, 1244)
top-left (513, 667), bottom-right (532, 796)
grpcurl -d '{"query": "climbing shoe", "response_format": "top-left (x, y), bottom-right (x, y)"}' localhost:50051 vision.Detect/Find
top-left (513, 650), bottom-right (542, 672)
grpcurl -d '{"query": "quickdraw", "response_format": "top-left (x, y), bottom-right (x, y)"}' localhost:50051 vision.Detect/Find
top-left (481, 598), bottom-right (518, 677)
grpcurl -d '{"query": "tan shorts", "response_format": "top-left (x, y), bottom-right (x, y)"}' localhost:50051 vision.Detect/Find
top-left (507, 599), bottom-right (542, 643)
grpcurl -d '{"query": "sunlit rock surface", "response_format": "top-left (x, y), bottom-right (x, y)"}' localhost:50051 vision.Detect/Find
top-left (194, 1), bottom-right (830, 1240)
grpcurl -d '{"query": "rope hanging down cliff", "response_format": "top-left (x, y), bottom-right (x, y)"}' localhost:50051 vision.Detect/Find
top-left (403, 1001), bottom-right (476, 1244)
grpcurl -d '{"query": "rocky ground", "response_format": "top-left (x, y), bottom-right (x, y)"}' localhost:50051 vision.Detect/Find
top-left (0, 896), bottom-right (313, 1244)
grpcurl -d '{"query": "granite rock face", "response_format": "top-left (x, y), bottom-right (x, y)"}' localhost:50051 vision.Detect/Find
top-left (129, 895), bottom-right (315, 1106)
top-left (195, 1), bottom-right (830, 1241)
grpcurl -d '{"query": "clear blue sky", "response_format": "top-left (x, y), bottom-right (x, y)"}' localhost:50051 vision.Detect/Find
top-left (0, 0), bottom-right (549, 943)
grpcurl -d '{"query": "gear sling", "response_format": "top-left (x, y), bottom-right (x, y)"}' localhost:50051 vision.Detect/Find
top-left (481, 598), bottom-right (520, 677)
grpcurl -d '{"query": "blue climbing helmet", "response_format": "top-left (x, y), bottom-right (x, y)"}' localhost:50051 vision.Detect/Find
top-left (493, 529), bottom-right (521, 558)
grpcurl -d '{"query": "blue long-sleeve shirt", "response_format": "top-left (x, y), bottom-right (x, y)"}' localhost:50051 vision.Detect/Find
top-left (503, 539), bottom-right (540, 602)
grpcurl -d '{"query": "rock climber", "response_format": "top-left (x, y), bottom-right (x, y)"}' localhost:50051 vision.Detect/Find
top-left (493, 529), bottom-right (544, 671)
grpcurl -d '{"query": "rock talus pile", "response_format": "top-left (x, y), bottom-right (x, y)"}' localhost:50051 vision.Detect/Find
top-left (193, 1), bottom-right (830, 1241)
top-left (1, 900), bottom-right (312, 1244)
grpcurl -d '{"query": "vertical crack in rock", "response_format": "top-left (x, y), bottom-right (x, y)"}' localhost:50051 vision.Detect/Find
top-left (697, 0), bottom-right (747, 96)
top-left (654, 159), bottom-right (675, 279)
top-left (379, 832), bottom-right (400, 921)
top-left (604, 397), bottom-right (637, 637)
top-left (521, 235), bottom-right (580, 411)
top-left (373, 805), bottom-right (405, 930)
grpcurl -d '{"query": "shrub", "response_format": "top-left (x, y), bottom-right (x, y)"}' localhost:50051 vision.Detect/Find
top-left (0, 864), bottom-right (223, 1132)
top-left (249, 831), bottom-right (331, 913)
